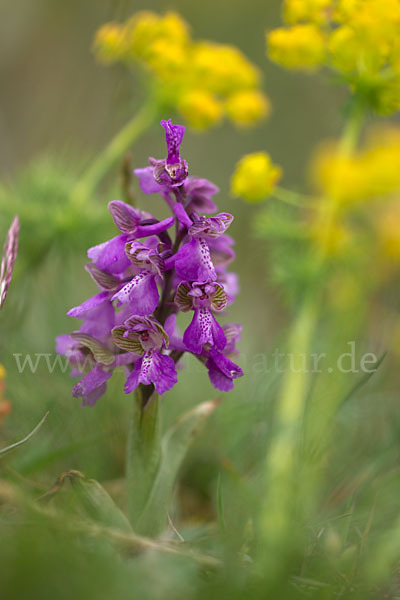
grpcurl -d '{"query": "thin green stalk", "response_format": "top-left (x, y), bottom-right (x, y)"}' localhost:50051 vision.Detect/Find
top-left (258, 104), bottom-right (365, 579)
top-left (126, 388), bottom-right (161, 527)
top-left (273, 186), bottom-right (315, 208)
top-left (70, 101), bottom-right (158, 210)
top-left (0, 411), bottom-right (49, 458)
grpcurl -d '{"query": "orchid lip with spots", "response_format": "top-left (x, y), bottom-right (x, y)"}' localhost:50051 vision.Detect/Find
top-left (57, 120), bottom-right (242, 406)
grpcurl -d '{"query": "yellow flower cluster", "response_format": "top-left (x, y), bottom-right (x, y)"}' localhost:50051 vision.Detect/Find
top-left (231, 152), bottom-right (282, 202)
top-left (94, 11), bottom-right (270, 130)
top-left (267, 0), bottom-right (400, 113)
top-left (308, 126), bottom-right (400, 262)
top-left (311, 128), bottom-right (400, 206)
top-left (268, 24), bottom-right (326, 71)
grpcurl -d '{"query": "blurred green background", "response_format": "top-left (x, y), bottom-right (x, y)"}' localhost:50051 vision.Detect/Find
top-left (1, 1), bottom-right (400, 598)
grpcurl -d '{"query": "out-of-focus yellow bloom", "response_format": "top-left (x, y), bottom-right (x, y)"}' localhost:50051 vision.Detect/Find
top-left (226, 90), bottom-right (270, 126)
top-left (328, 26), bottom-right (385, 76)
top-left (93, 23), bottom-right (128, 64)
top-left (190, 42), bottom-right (260, 96)
top-left (93, 11), bottom-right (268, 130)
top-left (283, 0), bottom-right (332, 25)
top-left (146, 39), bottom-right (188, 80)
top-left (311, 145), bottom-right (368, 205)
top-left (126, 11), bottom-right (190, 62)
top-left (267, 25), bottom-right (326, 70)
top-left (311, 129), bottom-right (400, 206)
top-left (375, 78), bottom-right (400, 115)
top-left (308, 211), bottom-right (351, 256)
top-left (231, 152), bottom-right (282, 203)
top-left (0, 364), bottom-right (5, 380)
top-left (268, 0), bottom-right (400, 115)
top-left (178, 90), bottom-right (223, 130)
top-left (376, 202), bottom-right (400, 260)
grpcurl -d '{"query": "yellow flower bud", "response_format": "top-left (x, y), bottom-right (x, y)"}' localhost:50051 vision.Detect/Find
top-left (126, 11), bottom-right (190, 63)
top-left (191, 42), bottom-right (260, 96)
top-left (226, 90), bottom-right (270, 126)
top-left (231, 152), bottom-right (282, 202)
top-left (178, 90), bottom-right (223, 130)
top-left (328, 26), bottom-right (385, 76)
top-left (267, 25), bottom-right (326, 71)
top-left (146, 39), bottom-right (188, 79)
top-left (92, 23), bottom-right (127, 64)
top-left (374, 77), bottom-right (400, 115)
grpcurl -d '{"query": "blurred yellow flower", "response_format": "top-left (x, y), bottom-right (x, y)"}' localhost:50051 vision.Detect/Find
top-left (328, 25), bottom-right (385, 77)
top-left (231, 152), bottom-right (282, 202)
top-left (93, 10), bottom-right (268, 130)
top-left (93, 23), bottom-right (128, 64)
top-left (126, 11), bottom-right (190, 63)
top-left (283, 0), bottom-right (332, 25)
top-left (311, 129), bottom-right (400, 206)
top-left (0, 364), bottom-right (5, 380)
top-left (267, 25), bottom-right (326, 70)
top-left (178, 90), bottom-right (223, 130)
top-left (190, 42), bottom-right (260, 96)
top-left (226, 90), bottom-right (270, 126)
top-left (376, 201), bottom-right (400, 261)
top-left (268, 0), bottom-right (400, 115)
top-left (308, 211), bottom-right (351, 256)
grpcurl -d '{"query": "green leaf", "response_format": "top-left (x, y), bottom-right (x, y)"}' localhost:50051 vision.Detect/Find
top-left (340, 352), bottom-right (386, 407)
top-left (68, 472), bottom-right (132, 532)
top-left (216, 473), bottom-right (226, 534)
top-left (0, 411), bottom-right (49, 458)
top-left (135, 399), bottom-right (218, 537)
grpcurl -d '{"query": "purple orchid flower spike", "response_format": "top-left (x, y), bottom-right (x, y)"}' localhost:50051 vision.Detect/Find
top-left (57, 331), bottom-right (115, 407)
top-left (205, 324), bottom-right (243, 391)
top-left (58, 118), bottom-right (243, 406)
top-left (134, 120), bottom-right (188, 194)
top-left (112, 316), bottom-right (177, 395)
top-left (154, 120), bottom-right (188, 187)
top-left (175, 281), bottom-right (227, 354)
top-left (111, 240), bottom-right (165, 315)
top-left (174, 213), bottom-right (234, 283)
top-left (56, 330), bottom-right (136, 407)
top-left (88, 201), bottom-right (174, 275)
top-left (0, 216), bottom-right (19, 309)
top-left (184, 178), bottom-right (219, 214)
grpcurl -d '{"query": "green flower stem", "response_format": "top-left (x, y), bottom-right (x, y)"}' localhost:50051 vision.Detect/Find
top-left (0, 411), bottom-right (49, 458)
top-left (258, 106), bottom-right (365, 579)
top-left (70, 101), bottom-right (158, 210)
top-left (126, 387), bottom-right (161, 528)
top-left (273, 186), bottom-right (316, 208)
